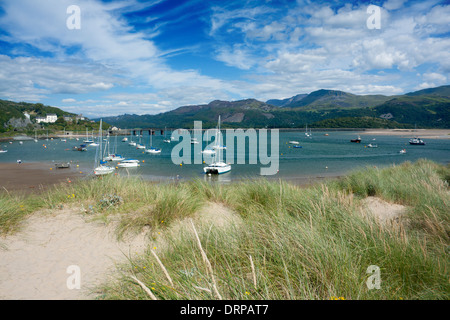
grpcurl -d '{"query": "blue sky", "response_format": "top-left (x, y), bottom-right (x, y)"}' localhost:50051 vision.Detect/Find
top-left (0, 0), bottom-right (449, 118)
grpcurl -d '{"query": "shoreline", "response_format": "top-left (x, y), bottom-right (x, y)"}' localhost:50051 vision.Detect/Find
top-left (2, 128), bottom-right (449, 142)
top-left (0, 161), bottom-right (340, 196)
top-left (359, 129), bottom-right (450, 139)
top-left (0, 162), bottom-right (88, 195)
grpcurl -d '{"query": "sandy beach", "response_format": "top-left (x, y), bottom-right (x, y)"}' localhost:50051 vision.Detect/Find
top-left (0, 208), bottom-right (149, 300)
top-left (360, 129), bottom-right (450, 139)
top-left (0, 162), bottom-right (87, 194)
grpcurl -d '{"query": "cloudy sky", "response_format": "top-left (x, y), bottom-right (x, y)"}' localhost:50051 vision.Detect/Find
top-left (0, 0), bottom-right (449, 117)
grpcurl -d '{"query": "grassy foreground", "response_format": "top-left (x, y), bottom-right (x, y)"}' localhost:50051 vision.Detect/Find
top-left (0, 159), bottom-right (449, 300)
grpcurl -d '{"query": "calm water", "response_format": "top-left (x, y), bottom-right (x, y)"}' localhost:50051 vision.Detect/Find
top-left (1, 131), bottom-right (449, 183)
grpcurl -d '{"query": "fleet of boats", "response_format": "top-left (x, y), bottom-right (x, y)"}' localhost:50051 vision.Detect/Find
top-left (1, 120), bottom-right (429, 176)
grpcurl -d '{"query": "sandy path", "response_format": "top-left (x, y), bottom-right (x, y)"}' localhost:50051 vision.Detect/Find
top-left (0, 209), bottom-right (148, 300)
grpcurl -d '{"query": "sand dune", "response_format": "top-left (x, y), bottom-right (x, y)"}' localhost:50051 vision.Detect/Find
top-left (0, 208), bottom-right (148, 300)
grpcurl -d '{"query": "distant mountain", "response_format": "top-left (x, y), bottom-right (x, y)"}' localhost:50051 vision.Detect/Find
top-left (4, 85), bottom-right (445, 130)
top-left (269, 89), bottom-right (392, 110)
top-left (266, 94), bottom-right (308, 107)
top-left (100, 99), bottom-right (279, 129)
top-left (405, 85), bottom-right (450, 97)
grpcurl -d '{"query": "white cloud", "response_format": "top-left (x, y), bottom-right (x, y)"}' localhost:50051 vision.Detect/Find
top-left (1, 0), bottom-right (449, 117)
top-left (62, 98), bottom-right (76, 103)
top-left (383, 0), bottom-right (407, 11)
top-left (0, 55), bottom-right (120, 101)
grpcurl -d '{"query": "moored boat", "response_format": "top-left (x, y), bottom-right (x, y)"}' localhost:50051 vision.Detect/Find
top-left (409, 137), bottom-right (425, 145)
top-left (117, 159), bottom-right (140, 168)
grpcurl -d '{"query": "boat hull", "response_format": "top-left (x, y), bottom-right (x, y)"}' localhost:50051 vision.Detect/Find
top-left (94, 166), bottom-right (115, 176)
top-left (203, 163), bottom-right (231, 175)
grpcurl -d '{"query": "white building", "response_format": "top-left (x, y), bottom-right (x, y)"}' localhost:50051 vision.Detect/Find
top-left (36, 114), bottom-right (58, 124)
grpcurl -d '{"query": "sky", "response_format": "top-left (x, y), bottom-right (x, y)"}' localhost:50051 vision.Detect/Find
top-left (0, 0), bottom-right (449, 118)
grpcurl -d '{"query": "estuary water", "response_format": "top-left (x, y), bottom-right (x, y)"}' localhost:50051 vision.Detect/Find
top-left (1, 130), bottom-right (449, 183)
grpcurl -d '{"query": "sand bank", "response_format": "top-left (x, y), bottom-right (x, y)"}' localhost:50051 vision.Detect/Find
top-left (0, 162), bottom-right (88, 194)
top-left (360, 129), bottom-right (450, 139)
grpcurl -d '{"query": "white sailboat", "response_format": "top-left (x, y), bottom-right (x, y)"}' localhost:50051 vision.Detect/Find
top-left (136, 131), bottom-right (145, 149)
top-left (163, 127), bottom-right (171, 143)
top-left (145, 130), bottom-right (161, 154)
top-left (60, 127), bottom-right (67, 142)
top-left (128, 131), bottom-right (137, 146)
top-left (84, 128), bottom-right (94, 143)
top-left (94, 120), bottom-right (115, 176)
top-left (110, 135), bottom-right (125, 160)
top-left (203, 115), bottom-right (231, 175)
top-left (202, 129), bottom-right (216, 154)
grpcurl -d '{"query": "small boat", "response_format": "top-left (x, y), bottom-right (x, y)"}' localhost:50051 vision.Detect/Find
top-left (73, 144), bottom-right (87, 151)
top-left (146, 131), bottom-right (162, 153)
top-left (60, 128), bottom-right (67, 142)
top-left (201, 149), bottom-right (216, 154)
top-left (89, 142), bottom-right (99, 147)
top-left (288, 141), bottom-right (300, 145)
top-left (293, 145), bottom-right (303, 148)
top-left (94, 120), bottom-right (115, 176)
top-left (351, 136), bottom-right (362, 143)
top-left (191, 138), bottom-right (199, 144)
top-left (204, 115), bottom-right (231, 175)
top-left (55, 162), bottom-right (70, 169)
top-left (324, 134), bottom-right (329, 136)
top-left (367, 144), bottom-right (378, 148)
top-left (204, 162), bottom-right (231, 174)
top-left (117, 159), bottom-right (140, 168)
top-left (122, 137), bottom-right (128, 142)
top-left (0, 149), bottom-right (7, 153)
top-left (409, 137), bottom-right (425, 145)
top-left (399, 149), bottom-right (406, 154)
top-left (212, 145), bottom-right (226, 150)
top-left (163, 127), bottom-right (171, 143)
top-left (136, 144), bottom-right (145, 149)
top-left (146, 147), bottom-right (161, 154)
top-left (109, 154), bottom-right (125, 161)
top-left (129, 141), bottom-right (137, 146)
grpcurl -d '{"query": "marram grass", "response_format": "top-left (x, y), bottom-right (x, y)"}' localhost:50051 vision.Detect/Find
top-left (0, 159), bottom-right (449, 300)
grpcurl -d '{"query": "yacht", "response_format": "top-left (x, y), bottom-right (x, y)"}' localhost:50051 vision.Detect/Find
top-left (203, 115), bottom-right (231, 175)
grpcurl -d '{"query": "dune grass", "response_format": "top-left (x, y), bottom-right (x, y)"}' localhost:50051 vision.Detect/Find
top-left (1, 159), bottom-right (448, 300)
top-left (95, 160), bottom-right (449, 300)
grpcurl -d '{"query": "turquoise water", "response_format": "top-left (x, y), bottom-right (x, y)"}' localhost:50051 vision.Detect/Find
top-left (1, 131), bottom-right (449, 182)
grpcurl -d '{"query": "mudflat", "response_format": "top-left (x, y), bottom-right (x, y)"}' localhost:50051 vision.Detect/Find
top-left (0, 162), bottom-right (87, 194)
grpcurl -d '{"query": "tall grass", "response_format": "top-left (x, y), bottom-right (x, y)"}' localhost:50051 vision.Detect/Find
top-left (1, 160), bottom-right (448, 299)
top-left (98, 160), bottom-right (449, 300)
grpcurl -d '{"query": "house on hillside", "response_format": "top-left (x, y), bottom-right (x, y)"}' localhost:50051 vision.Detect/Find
top-left (35, 114), bottom-right (58, 124)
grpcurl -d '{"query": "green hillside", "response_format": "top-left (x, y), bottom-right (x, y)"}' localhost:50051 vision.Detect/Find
top-left (280, 89), bottom-right (391, 110)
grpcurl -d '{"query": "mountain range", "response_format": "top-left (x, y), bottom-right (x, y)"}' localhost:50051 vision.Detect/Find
top-left (1, 85), bottom-right (449, 131)
top-left (99, 85), bottom-right (450, 129)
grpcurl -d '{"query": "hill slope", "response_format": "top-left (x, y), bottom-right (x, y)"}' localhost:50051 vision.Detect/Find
top-left (100, 85), bottom-right (449, 129)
